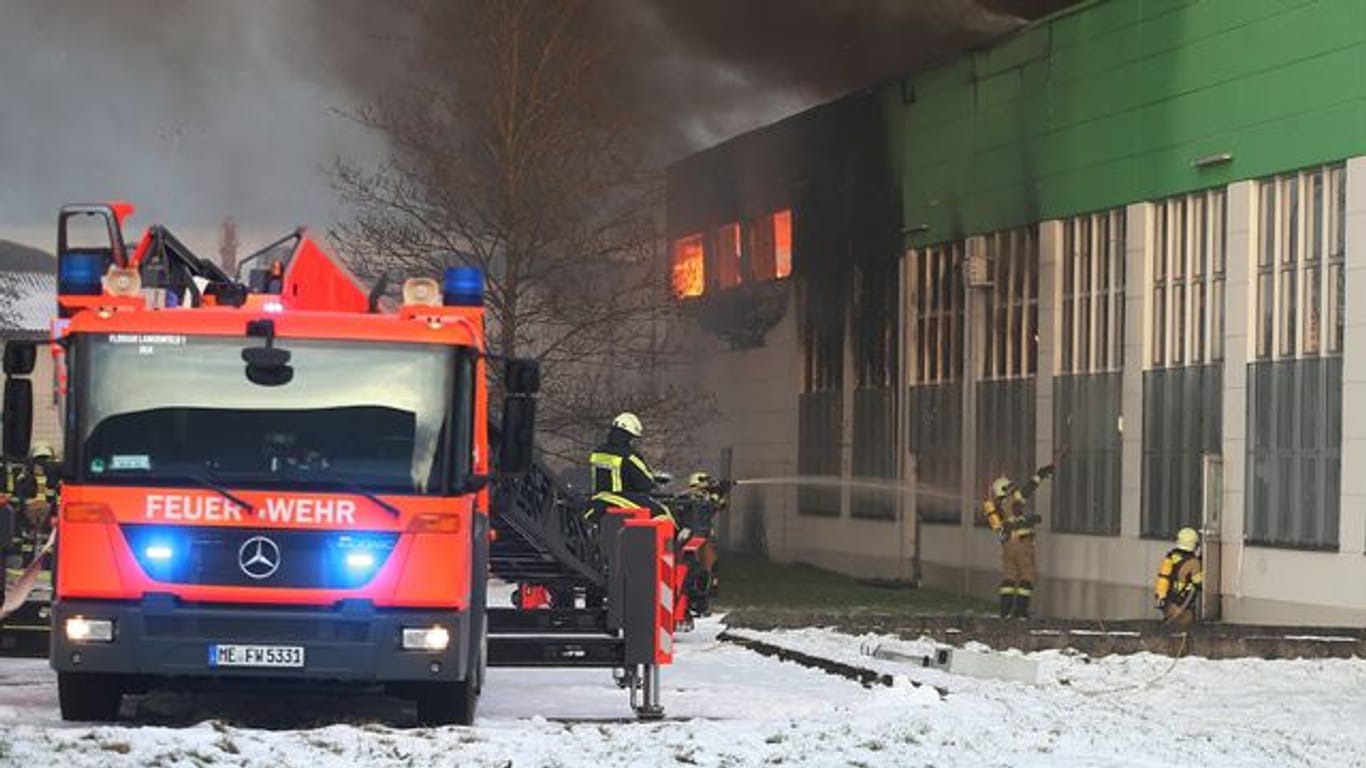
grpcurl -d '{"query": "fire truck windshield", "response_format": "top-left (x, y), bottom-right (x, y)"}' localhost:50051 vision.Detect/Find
top-left (75, 334), bottom-right (474, 495)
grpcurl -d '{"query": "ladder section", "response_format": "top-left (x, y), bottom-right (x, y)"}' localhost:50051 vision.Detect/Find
top-left (486, 510), bottom-right (676, 720)
top-left (488, 440), bottom-right (605, 589)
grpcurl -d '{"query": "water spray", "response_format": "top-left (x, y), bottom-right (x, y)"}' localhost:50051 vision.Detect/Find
top-left (731, 475), bottom-right (962, 502)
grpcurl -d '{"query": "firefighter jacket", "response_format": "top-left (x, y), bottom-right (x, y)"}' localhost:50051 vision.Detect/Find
top-left (1154, 548), bottom-right (1203, 610)
top-left (589, 428), bottom-right (658, 507)
top-left (983, 467), bottom-right (1051, 542)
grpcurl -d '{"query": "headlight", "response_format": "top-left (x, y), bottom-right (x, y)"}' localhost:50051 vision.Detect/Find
top-left (65, 616), bottom-right (114, 643)
top-left (402, 626), bottom-right (450, 651)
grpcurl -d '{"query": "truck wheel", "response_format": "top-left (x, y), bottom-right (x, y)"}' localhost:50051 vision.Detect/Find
top-left (57, 672), bottom-right (123, 722)
top-left (414, 680), bottom-right (477, 726)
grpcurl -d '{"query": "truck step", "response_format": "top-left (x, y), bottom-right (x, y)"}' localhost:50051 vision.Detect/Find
top-left (487, 635), bottom-right (625, 667)
top-left (488, 607), bottom-right (609, 634)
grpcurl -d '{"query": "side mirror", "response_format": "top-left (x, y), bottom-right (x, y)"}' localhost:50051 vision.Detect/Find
top-left (499, 395), bottom-right (536, 474)
top-left (3, 378), bottom-right (33, 460)
top-left (3, 342), bottom-right (36, 376)
top-left (242, 319), bottom-right (293, 386)
top-left (504, 358), bottom-right (540, 395)
top-left (242, 346), bottom-right (294, 387)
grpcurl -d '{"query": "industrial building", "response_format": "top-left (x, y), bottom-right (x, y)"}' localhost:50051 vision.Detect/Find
top-left (668, 0), bottom-right (1366, 624)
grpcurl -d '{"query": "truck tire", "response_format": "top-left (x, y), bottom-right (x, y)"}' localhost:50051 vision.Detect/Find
top-left (57, 672), bottom-right (123, 722)
top-left (414, 679), bottom-right (477, 726)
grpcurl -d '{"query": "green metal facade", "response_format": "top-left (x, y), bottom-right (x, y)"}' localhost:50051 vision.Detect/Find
top-left (896, 0), bottom-right (1366, 246)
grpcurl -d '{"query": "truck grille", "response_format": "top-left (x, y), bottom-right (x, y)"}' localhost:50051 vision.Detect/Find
top-left (143, 614), bottom-right (371, 642)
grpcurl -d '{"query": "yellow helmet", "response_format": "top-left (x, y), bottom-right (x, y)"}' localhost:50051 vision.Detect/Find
top-left (30, 444), bottom-right (55, 461)
top-left (611, 412), bottom-right (643, 438)
top-left (688, 471), bottom-right (712, 488)
top-left (991, 476), bottom-right (1012, 497)
top-left (1176, 527), bottom-right (1200, 552)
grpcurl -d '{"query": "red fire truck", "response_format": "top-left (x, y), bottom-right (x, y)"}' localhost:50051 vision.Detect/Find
top-left (0, 202), bottom-right (674, 725)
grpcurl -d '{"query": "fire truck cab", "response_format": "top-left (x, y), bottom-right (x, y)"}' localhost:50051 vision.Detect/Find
top-left (33, 202), bottom-right (544, 725)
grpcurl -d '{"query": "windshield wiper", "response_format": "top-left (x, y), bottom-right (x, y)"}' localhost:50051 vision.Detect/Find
top-left (158, 473), bottom-right (256, 516)
top-left (301, 478), bottom-right (403, 518)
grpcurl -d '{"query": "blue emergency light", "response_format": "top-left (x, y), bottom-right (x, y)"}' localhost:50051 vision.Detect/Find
top-left (330, 533), bottom-right (397, 588)
top-left (58, 251), bottom-right (106, 296)
top-left (443, 266), bottom-right (484, 307)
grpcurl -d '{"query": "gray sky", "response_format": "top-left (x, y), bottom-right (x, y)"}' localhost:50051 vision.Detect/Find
top-left (0, 0), bottom-right (389, 233)
top-left (0, 0), bottom-right (1052, 243)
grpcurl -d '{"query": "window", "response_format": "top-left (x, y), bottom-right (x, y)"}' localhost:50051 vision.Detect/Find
top-left (909, 242), bottom-right (964, 523)
top-left (1254, 164), bottom-right (1345, 361)
top-left (1059, 210), bottom-right (1125, 374)
top-left (715, 222), bottom-right (742, 289)
top-left (980, 227), bottom-right (1038, 380)
top-left (1151, 189), bottom-right (1226, 367)
top-left (670, 234), bottom-right (705, 298)
top-left (773, 209), bottom-right (793, 279)
top-left (749, 209), bottom-right (794, 282)
top-left (1247, 163), bottom-right (1346, 550)
top-left (911, 243), bottom-right (964, 384)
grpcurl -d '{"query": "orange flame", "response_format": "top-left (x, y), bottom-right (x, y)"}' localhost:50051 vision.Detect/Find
top-left (671, 234), bottom-right (705, 298)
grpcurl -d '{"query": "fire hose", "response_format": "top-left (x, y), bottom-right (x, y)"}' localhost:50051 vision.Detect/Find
top-left (1, 529), bottom-right (55, 620)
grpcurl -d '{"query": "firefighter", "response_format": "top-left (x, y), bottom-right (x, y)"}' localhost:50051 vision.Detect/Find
top-left (4, 445), bottom-right (58, 579)
top-left (1154, 527), bottom-right (1204, 627)
top-left (585, 412), bottom-right (672, 523)
top-left (982, 464), bottom-right (1054, 619)
top-left (22, 445), bottom-right (58, 524)
top-left (683, 471), bottom-right (730, 585)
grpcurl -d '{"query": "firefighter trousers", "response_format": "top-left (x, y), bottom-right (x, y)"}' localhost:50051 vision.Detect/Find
top-left (1000, 536), bottom-right (1036, 595)
top-left (1162, 602), bottom-right (1196, 628)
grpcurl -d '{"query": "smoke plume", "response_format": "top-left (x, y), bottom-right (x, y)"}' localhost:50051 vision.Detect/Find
top-left (0, 0), bottom-right (1067, 235)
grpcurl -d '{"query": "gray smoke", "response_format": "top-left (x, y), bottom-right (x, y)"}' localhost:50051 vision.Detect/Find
top-left (0, 0), bottom-right (398, 232)
top-left (0, 0), bottom-right (1066, 235)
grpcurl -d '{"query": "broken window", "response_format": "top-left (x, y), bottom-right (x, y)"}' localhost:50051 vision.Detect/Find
top-left (1059, 209), bottom-right (1125, 374)
top-left (773, 209), bottom-right (792, 279)
top-left (1151, 188), bottom-right (1226, 368)
top-left (911, 242), bottom-right (963, 384)
top-left (670, 233), bottom-right (705, 298)
top-left (1252, 163), bottom-right (1344, 362)
top-left (980, 227), bottom-right (1037, 380)
top-left (749, 209), bottom-right (794, 283)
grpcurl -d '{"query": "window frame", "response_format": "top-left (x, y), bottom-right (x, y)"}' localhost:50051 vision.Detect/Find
top-left (1253, 164), bottom-right (1345, 362)
top-left (1058, 209), bottom-right (1126, 375)
top-left (980, 227), bottom-right (1038, 381)
top-left (1149, 188), bottom-right (1227, 369)
top-left (910, 242), bottom-right (964, 385)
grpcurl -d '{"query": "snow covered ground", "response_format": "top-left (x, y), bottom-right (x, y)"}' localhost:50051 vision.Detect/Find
top-left (1, 619), bottom-right (1363, 767)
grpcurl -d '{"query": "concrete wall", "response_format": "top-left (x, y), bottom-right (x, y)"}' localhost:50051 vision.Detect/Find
top-left (685, 292), bottom-right (799, 558)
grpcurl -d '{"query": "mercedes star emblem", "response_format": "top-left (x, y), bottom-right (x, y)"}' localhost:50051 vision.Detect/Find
top-left (238, 536), bottom-right (281, 580)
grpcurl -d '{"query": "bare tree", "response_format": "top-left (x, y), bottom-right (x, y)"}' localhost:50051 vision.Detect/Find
top-left (330, 0), bottom-right (709, 466)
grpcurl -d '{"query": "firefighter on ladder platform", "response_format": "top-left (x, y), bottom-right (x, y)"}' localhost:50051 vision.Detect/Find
top-left (982, 464), bottom-right (1054, 619)
top-left (586, 412), bottom-right (673, 524)
top-left (1154, 527), bottom-right (1204, 627)
top-left (682, 471), bottom-right (729, 597)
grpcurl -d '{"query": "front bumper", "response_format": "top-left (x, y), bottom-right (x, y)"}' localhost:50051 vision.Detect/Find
top-left (50, 595), bottom-right (469, 684)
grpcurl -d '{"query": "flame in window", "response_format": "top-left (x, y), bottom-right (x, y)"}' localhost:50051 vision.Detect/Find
top-left (774, 209), bottom-right (792, 278)
top-left (671, 234), bottom-right (705, 298)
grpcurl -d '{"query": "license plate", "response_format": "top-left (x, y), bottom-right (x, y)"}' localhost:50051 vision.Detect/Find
top-left (208, 643), bottom-right (305, 668)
